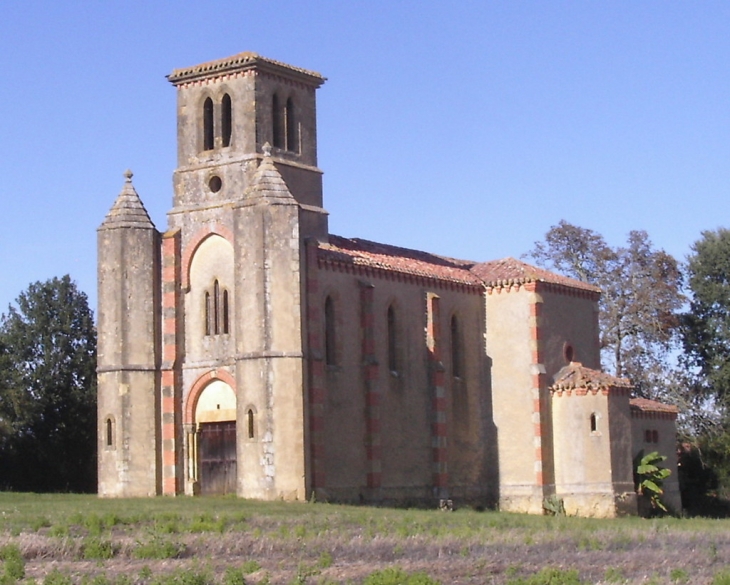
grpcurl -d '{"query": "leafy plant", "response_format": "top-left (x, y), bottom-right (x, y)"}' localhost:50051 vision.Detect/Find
top-left (0, 544), bottom-right (24, 584)
top-left (363, 567), bottom-right (440, 585)
top-left (634, 450), bottom-right (671, 512)
top-left (506, 567), bottom-right (584, 585)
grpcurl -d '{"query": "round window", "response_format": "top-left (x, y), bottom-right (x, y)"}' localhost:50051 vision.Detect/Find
top-left (208, 175), bottom-right (222, 193)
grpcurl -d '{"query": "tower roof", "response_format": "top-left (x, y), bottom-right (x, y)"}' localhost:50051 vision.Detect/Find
top-left (167, 52), bottom-right (325, 87)
top-left (550, 362), bottom-right (633, 393)
top-left (99, 170), bottom-right (156, 230)
top-left (245, 143), bottom-right (297, 204)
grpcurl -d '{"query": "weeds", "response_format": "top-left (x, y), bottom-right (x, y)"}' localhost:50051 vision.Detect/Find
top-left (133, 536), bottom-right (185, 559)
top-left (0, 544), bottom-right (24, 585)
top-left (506, 567), bottom-right (583, 585)
top-left (362, 567), bottom-right (440, 585)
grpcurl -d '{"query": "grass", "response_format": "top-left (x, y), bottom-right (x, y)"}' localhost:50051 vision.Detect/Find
top-left (1, 493), bottom-right (730, 583)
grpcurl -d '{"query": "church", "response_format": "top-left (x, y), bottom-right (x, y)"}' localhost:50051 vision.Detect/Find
top-left (97, 52), bottom-right (679, 516)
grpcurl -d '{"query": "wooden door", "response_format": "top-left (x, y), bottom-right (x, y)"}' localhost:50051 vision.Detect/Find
top-left (198, 421), bottom-right (237, 495)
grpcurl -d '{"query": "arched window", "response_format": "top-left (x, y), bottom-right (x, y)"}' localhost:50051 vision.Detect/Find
top-left (204, 281), bottom-right (230, 337)
top-left (205, 291), bottom-right (212, 336)
top-left (272, 94), bottom-right (284, 148)
top-left (221, 93), bottom-right (232, 147)
top-left (285, 97), bottom-right (297, 152)
top-left (222, 289), bottom-right (229, 335)
top-left (105, 417), bottom-right (115, 448)
top-left (325, 296), bottom-right (336, 366)
top-left (247, 409), bottom-right (255, 439)
top-left (590, 413), bottom-right (598, 433)
top-left (451, 315), bottom-right (461, 378)
top-left (387, 305), bottom-right (398, 373)
top-left (203, 97), bottom-right (214, 151)
top-left (213, 280), bottom-right (221, 335)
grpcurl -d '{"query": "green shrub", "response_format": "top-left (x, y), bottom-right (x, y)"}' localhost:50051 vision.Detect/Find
top-left (0, 544), bottom-right (25, 581)
top-left (222, 568), bottom-right (247, 585)
top-left (133, 537), bottom-right (185, 559)
top-left (82, 537), bottom-right (115, 560)
top-left (240, 561), bottom-right (261, 574)
top-left (363, 567), bottom-right (440, 585)
top-left (44, 569), bottom-right (73, 585)
top-left (604, 567), bottom-right (624, 583)
top-left (713, 570), bottom-right (730, 585)
top-left (670, 568), bottom-right (689, 583)
top-left (506, 567), bottom-right (584, 585)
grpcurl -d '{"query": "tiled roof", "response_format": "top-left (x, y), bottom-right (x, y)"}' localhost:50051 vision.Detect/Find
top-left (550, 362), bottom-right (633, 391)
top-left (319, 236), bottom-right (483, 286)
top-left (167, 52), bottom-right (325, 86)
top-left (471, 257), bottom-right (600, 293)
top-left (99, 171), bottom-right (155, 230)
top-left (630, 397), bottom-right (679, 414)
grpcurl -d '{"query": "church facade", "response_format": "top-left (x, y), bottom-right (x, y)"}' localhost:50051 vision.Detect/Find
top-left (97, 52), bottom-right (679, 516)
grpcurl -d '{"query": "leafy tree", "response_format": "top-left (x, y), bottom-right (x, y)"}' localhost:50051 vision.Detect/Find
top-left (684, 228), bottom-right (730, 410)
top-left (526, 221), bottom-right (684, 400)
top-left (0, 276), bottom-right (97, 492)
top-left (634, 450), bottom-right (671, 513)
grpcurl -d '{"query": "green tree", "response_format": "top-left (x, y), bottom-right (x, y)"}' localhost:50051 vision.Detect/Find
top-left (684, 228), bottom-right (730, 410)
top-left (0, 276), bottom-right (97, 492)
top-left (526, 221), bottom-right (684, 400)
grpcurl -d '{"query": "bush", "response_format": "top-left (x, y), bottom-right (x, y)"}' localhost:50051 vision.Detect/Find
top-left (0, 544), bottom-right (25, 583)
top-left (506, 567), bottom-right (584, 585)
top-left (363, 567), bottom-right (440, 585)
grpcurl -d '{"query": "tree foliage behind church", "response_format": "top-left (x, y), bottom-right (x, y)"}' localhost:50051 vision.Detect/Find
top-left (0, 275), bottom-right (97, 492)
top-left (526, 220), bottom-right (684, 401)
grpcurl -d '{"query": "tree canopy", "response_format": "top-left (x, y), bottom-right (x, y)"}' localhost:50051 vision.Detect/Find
top-left (0, 275), bottom-right (97, 492)
top-left (526, 220), bottom-right (684, 400)
top-left (684, 228), bottom-right (730, 409)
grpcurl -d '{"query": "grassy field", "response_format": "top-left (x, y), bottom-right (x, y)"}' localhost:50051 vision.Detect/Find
top-left (1, 493), bottom-right (729, 585)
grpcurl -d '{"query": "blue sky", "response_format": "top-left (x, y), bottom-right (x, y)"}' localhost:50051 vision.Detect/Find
top-left (1, 1), bottom-right (729, 314)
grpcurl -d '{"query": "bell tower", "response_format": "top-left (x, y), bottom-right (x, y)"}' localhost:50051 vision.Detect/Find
top-left (166, 52), bottom-right (328, 240)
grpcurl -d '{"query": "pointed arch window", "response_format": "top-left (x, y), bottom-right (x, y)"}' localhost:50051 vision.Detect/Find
top-left (285, 97), bottom-right (297, 152)
top-left (247, 408), bottom-right (255, 439)
top-left (221, 94), bottom-right (232, 147)
top-left (451, 314), bottom-right (462, 378)
top-left (105, 416), bottom-right (115, 449)
top-left (325, 296), bottom-right (336, 366)
top-left (203, 97), bottom-right (214, 151)
top-left (272, 94), bottom-right (284, 148)
top-left (387, 305), bottom-right (398, 373)
top-left (204, 280), bottom-right (230, 337)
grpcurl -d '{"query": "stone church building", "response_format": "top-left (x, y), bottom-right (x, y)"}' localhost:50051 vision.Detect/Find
top-left (97, 52), bottom-right (680, 516)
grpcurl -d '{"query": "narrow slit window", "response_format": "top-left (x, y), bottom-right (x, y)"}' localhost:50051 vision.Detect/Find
top-left (272, 94), bottom-right (284, 148)
top-left (590, 413), bottom-right (598, 433)
top-left (205, 291), bottom-right (212, 336)
top-left (387, 305), bottom-right (397, 372)
top-left (221, 93), bottom-right (232, 147)
top-left (105, 417), bottom-right (114, 448)
top-left (203, 97), bottom-right (214, 151)
top-left (222, 289), bottom-right (229, 334)
top-left (285, 97), bottom-right (297, 152)
top-left (325, 296), bottom-right (336, 366)
top-left (451, 315), bottom-right (461, 378)
top-left (247, 409), bottom-right (255, 439)
top-left (213, 280), bottom-right (220, 335)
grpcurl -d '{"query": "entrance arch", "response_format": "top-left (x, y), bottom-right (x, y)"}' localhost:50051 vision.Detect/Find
top-left (185, 372), bottom-right (237, 495)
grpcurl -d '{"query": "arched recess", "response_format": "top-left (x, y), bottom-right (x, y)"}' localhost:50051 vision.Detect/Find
top-left (181, 225), bottom-right (235, 291)
top-left (203, 97), bottom-right (214, 151)
top-left (221, 93), bottom-right (232, 147)
top-left (186, 234), bottom-right (235, 357)
top-left (184, 370), bottom-right (238, 495)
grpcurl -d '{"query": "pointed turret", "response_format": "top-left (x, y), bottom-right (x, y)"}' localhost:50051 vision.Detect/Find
top-left (246, 143), bottom-right (297, 205)
top-left (100, 170), bottom-right (156, 230)
top-left (97, 171), bottom-right (161, 498)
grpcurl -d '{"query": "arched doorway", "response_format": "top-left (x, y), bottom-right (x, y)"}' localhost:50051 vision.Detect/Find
top-left (193, 379), bottom-right (237, 495)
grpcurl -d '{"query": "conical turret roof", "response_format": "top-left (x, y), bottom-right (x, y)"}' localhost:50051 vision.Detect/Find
top-left (245, 144), bottom-right (296, 204)
top-left (99, 170), bottom-right (156, 230)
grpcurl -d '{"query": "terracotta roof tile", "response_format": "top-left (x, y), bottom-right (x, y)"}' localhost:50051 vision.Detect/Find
top-left (471, 257), bottom-right (600, 293)
top-left (167, 52), bottom-right (325, 86)
top-left (550, 362), bottom-right (633, 391)
top-left (630, 397), bottom-right (679, 414)
top-left (319, 236), bottom-right (482, 286)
